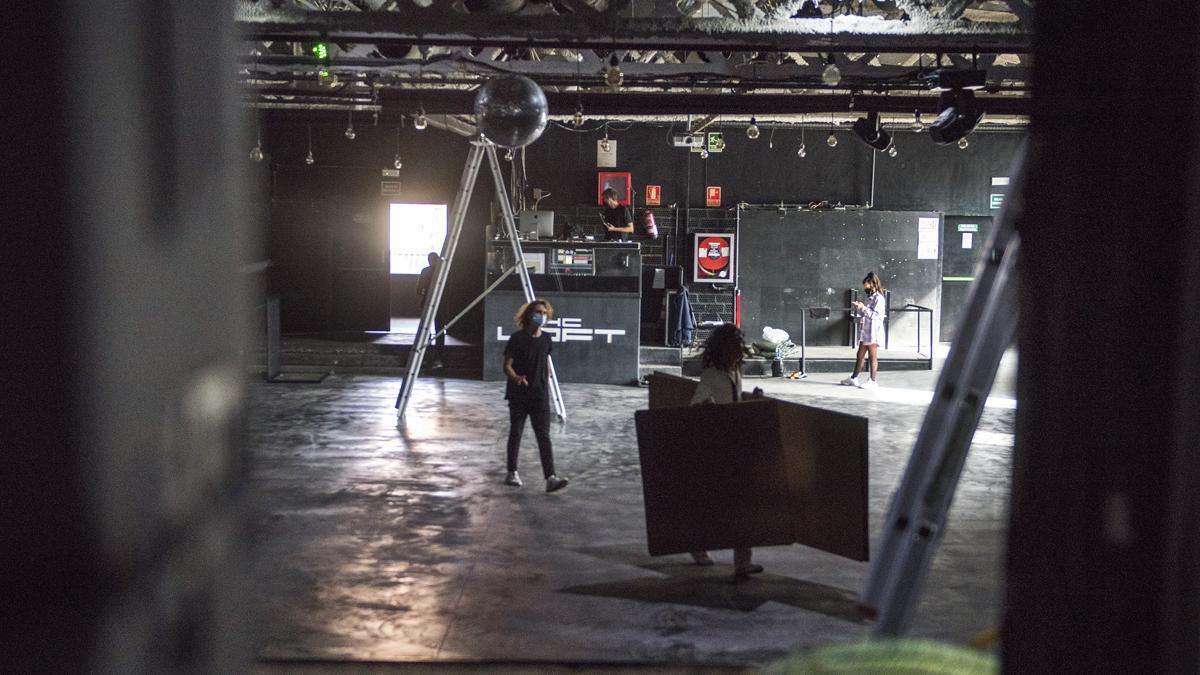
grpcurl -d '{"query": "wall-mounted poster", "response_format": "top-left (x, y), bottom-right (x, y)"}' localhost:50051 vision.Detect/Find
top-left (597, 172), bottom-right (632, 205)
top-left (694, 232), bottom-right (735, 284)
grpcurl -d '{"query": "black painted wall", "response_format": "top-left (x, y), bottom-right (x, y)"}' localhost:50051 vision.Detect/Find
top-left (260, 114), bottom-right (1022, 341)
top-left (522, 124), bottom-right (1023, 216)
top-left (262, 114), bottom-right (495, 337)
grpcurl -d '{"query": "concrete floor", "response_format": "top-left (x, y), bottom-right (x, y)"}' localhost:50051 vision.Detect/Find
top-left (246, 353), bottom-right (1016, 667)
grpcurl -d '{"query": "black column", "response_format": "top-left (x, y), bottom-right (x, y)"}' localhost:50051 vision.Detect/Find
top-left (1005, 3), bottom-right (1200, 673)
top-left (3, 2), bottom-right (255, 671)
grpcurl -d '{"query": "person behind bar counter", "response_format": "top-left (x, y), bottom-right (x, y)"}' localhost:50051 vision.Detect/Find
top-left (687, 323), bottom-right (765, 580)
top-left (599, 188), bottom-right (634, 241)
top-left (502, 299), bottom-right (569, 493)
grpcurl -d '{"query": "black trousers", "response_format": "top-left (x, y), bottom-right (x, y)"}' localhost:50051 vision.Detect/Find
top-left (506, 398), bottom-right (555, 479)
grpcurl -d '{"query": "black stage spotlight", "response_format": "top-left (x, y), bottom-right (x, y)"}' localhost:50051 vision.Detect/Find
top-left (852, 111), bottom-right (893, 152)
top-left (928, 89), bottom-right (984, 145)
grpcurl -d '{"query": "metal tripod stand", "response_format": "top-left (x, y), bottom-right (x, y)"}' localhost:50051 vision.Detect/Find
top-left (859, 145), bottom-right (1026, 635)
top-left (395, 139), bottom-right (566, 421)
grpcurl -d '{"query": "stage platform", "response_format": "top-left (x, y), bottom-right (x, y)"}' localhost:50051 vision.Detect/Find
top-left (682, 345), bottom-right (939, 377)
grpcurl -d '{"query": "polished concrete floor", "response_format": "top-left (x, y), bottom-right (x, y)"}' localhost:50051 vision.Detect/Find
top-left (246, 353), bottom-right (1016, 667)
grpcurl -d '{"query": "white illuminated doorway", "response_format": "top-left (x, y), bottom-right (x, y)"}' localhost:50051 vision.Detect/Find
top-left (389, 203), bottom-right (448, 275)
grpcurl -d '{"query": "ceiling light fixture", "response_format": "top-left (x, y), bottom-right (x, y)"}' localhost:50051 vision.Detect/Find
top-left (958, 137), bottom-right (969, 149)
top-left (912, 110), bottom-right (924, 132)
top-left (313, 41), bottom-right (338, 87)
top-left (798, 125), bottom-right (807, 158)
top-left (826, 130), bottom-right (838, 147)
top-left (700, 147), bottom-right (709, 159)
top-left (746, 117), bottom-right (760, 140)
top-left (305, 123), bottom-right (315, 165)
top-left (414, 107), bottom-right (428, 131)
top-left (928, 89), bottom-right (984, 145)
top-left (250, 111), bottom-right (264, 162)
top-left (925, 69), bottom-right (986, 145)
top-left (822, 54), bottom-right (841, 87)
top-left (573, 56), bottom-right (585, 128)
top-left (344, 109), bottom-right (356, 140)
top-left (605, 53), bottom-right (623, 90)
top-left (851, 111), bottom-right (893, 153)
top-left (393, 125), bottom-right (402, 169)
top-left (600, 124), bottom-right (611, 152)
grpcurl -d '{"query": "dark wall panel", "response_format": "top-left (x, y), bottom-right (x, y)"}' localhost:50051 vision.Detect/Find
top-left (263, 118), bottom-right (493, 339)
top-left (738, 210), bottom-right (941, 347)
top-left (260, 115), bottom-right (1020, 339)
top-left (523, 125), bottom-right (1021, 216)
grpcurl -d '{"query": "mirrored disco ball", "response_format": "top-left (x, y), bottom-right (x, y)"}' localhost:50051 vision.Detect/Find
top-left (474, 75), bottom-right (548, 149)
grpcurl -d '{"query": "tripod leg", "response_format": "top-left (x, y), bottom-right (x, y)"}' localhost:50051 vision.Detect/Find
top-left (395, 142), bottom-right (486, 418)
top-left (484, 144), bottom-right (568, 420)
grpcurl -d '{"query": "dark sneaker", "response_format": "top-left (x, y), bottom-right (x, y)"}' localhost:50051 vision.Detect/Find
top-left (545, 475), bottom-right (569, 493)
top-left (733, 563), bottom-right (765, 580)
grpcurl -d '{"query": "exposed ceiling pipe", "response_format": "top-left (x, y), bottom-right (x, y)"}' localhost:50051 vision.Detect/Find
top-left (234, 2), bottom-right (1031, 54)
top-left (366, 89), bottom-right (1031, 116)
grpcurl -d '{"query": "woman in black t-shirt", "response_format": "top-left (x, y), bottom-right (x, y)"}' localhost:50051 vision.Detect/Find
top-left (600, 188), bottom-right (634, 241)
top-left (503, 299), bottom-right (569, 493)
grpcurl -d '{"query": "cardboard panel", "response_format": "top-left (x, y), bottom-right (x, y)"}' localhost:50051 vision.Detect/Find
top-left (635, 400), bottom-right (797, 555)
top-left (637, 379), bottom-right (870, 562)
top-left (646, 372), bottom-right (698, 410)
top-left (776, 400), bottom-right (870, 561)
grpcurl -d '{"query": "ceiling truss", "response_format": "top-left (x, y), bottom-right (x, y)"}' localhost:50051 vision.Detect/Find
top-left (237, 0), bottom-right (1032, 124)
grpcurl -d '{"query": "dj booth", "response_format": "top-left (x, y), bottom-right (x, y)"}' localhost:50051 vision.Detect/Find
top-left (482, 239), bottom-right (641, 385)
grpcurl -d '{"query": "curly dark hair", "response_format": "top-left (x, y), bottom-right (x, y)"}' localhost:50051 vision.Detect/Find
top-left (700, 323), bottom-right (745, 372)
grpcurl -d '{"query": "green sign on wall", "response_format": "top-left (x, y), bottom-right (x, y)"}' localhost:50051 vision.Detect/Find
top-left (990, 193), bottom-right (1004, 209)
top-left (957, 223), bottom-right (979, 232)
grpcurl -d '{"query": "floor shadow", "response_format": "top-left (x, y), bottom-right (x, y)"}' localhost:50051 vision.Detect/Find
top-left (565, 544), bottom-right (866, 622)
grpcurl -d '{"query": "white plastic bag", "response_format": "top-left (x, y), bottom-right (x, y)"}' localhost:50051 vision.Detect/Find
top-left (762, 326), bottom-right (790, 344)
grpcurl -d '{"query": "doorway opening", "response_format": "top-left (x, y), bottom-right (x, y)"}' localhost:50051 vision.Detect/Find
top-left (389, 203), bottom-right (448, 333)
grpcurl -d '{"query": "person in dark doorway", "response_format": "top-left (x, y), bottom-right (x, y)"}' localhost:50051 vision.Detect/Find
top-left (416, 251), bottom-right (445, 369)
top-left (599, 188), bottom-right (634, 241)
top-left (688, 323), bottom-right (765, 580)
top-left (503, 299), bottom-right (569, 493)
top-left (842, 271), bottom-right (886, 390)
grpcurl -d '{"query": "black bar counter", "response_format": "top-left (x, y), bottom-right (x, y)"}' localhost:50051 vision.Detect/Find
top-left (483, 239), bottom-right (641, 385)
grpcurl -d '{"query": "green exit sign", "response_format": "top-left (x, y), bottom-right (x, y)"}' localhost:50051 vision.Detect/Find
top-left (990, 193), bottom-right (1004, 209)
top-left (958, 223), bottom-right (979, 232)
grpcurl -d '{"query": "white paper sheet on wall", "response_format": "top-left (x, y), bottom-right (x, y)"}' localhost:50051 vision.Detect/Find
top-left (918, 217), bottom-right (939, 259)
top-left (962, 232), bottom-right (974, 249)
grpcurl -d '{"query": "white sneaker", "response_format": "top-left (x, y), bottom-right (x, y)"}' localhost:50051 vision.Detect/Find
top-left (858, 378), bottom-right (878, 390)
top-left (504, 471), bottom-right (523, 487)
top-left (840, 376), bottom-right (860, 387)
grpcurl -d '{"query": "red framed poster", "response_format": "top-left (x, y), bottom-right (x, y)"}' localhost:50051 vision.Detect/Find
top-left (705, 186), bottom-right (722, 207)
top-left (597, 172), bottom-right (632, 205)
top-left (694, 232), bottom-right (735, 284)
top-left (645, 184), bottom-right (662, 206)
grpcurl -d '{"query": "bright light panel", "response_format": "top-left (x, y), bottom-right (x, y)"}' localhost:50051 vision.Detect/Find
top-left (390, 203), bottom-right (448, 274)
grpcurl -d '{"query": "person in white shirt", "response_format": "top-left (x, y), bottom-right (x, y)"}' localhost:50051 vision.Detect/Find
top-left (841, 271), bottom-right (886, 390)
top-left (688, 323), bottom-right (765, 580)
